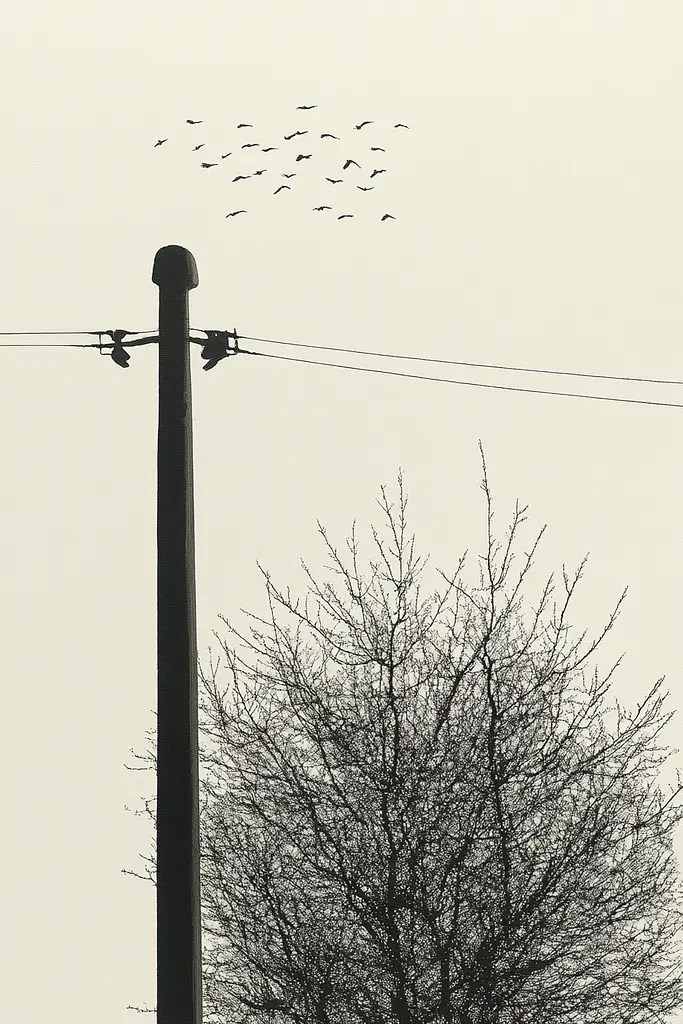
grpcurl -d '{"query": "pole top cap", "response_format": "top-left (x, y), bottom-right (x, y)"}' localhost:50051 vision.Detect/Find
top-left (152, 246), bottom-right (199, 291)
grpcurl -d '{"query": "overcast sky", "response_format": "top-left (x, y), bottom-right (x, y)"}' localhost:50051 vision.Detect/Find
top-left (2, 1), bottom-right (683, 1021)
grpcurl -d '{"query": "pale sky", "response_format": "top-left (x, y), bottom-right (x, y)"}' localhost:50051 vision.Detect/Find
top-left (2, 1), bottom-right (683, 1021)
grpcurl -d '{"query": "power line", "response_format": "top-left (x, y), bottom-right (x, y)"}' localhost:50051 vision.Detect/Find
top-left (2, 327), bottom-right (683, 407)
top-left (242, 348), bottom-right (683, 409)
top-left (239, 333), bottom-right (683, 388)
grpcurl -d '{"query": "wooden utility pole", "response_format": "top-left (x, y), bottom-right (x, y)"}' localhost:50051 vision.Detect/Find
top-left (152, 245), bottom-right (202, 1024)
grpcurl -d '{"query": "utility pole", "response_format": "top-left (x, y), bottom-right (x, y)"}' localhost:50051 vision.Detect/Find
top-left (152, 245), bottom-right (203, 1024)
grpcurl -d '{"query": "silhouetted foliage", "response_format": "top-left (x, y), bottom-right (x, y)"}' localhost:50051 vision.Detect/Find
top-left (124, 447), bottom-right (683, 1024)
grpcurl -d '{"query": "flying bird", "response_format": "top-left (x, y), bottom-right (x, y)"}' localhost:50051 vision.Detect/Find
top-left (285, 130), bottom-right (308, 140)
top-left (394, 123), bottom-right (410, 129)
top-left (221, 152), bottom-right (232, 159)
top-left (274, 184), bottom-right (291, 194)
top-left (326, 177), bottom-right (342, 184)
top-left (343, 159), bottom-right (360, 170)
top-left (295, 153), bottom-right (312, 161)
top-left (237, 123), bottom-right (253, 128)
top-left (253, 168), bottom-right (267, 175)
top-left (371, 146), bottom-right (386, 152)
top-left (338, 213), bottom-right (354, 219)
top-left (297, 104), bottom-right (317, 110)
top-left (262, 146), bottom-right (278, 152)
top-left (192, 144), bottom-right (205, 151)
top-left (281, 173), bottom-right (296, 178)
top-left (357, 185), bottom-right (374, 191)
top-left (313, 206), bottom-right (332, 211)
top-left (201, 162), bottom-right (218, 168)
top-left (370, 168), bottom-right (386, 178)
top-left (320, 133), bottom-right (339, 139)
top-left (233, 174), bottom-right (251, 182)
top-left (381, 213), bottom-right (396, 221)
top-left (225, 210), bottom-right (247, 217)
top-left (355, 121), bottom-right (373, 130)
top-left (154, 139), bottom-right (168, 147)
top-left (241, 142), bottom-right (259, 148)
top-left (186, 119), bottom-right (203, 125)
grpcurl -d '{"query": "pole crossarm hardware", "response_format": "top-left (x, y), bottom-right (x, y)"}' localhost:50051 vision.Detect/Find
top-left (91, 326), bottom-right (240, 371)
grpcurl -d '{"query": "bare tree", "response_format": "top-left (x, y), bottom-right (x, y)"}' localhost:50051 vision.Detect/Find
top-left (124, 447), bottom-right (683, 1024)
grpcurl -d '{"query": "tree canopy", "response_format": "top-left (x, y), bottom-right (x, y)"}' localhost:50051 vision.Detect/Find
top-left (125, 453), bottom-right (683, 1024)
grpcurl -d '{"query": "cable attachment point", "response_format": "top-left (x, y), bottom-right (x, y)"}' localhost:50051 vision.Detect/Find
top-left (200, 328), bottom-right (240, 371)
top-left (92, 329), bottom-right (133, 368)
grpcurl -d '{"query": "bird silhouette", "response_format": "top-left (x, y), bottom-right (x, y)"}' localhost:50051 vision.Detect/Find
top-left (154, 139), bottom-right (168, 147)
top-left (313, 205), bottom-right (332, 211)
top-left (225, 210), bottom-right (247, 217)
top-left (186, 119), bottom-right (203, 125)
top-left (262, 146), bottom-right (278, 152)
top-left (237, 123), bottom-right (253, 128)
top-left (326, 177), bottom-right (342, 184)
top-left (295, 153), bottom-right (312, 161)
top-left (274, 184), bottom-right (291, 194)
top-left (371, 146), bottom-right (386, 152)
top-left (370, 168), bottom-right (386, 178)
top-left (192, 144), bottom-right (205, 151)
top-left (357, 185), bottom-right (374, 191)
top-left (241, 142), bottom-right (259, 148)
top-left (343, 159), bottom-right (360, 170)
top-left (338, 213), bottom-right (354, 219)
top-left (221, 152), bottom-right (232, 159)
top-left (281, 173), bottom-right (296, 178)
top-left (110, 340), bottom-right (130, 367)
top-left (394, 123), bottom-right (409, 129)
top-left (201, 162), bottom-right (218, 168)
top-left (381, 213), bottom-right (396, 221)
top-left (355, 121), bottom-right (373, 130)
top-left (253, 168), bottom-right (267, 175)
top-left (297, 104), bottom-right (317, 110)
top-left (285, 130), bottom-right (308, 140)
top-left (233, 174), bottom-right (251, 182)
top-left (320, 133), bottom-right (339, 139)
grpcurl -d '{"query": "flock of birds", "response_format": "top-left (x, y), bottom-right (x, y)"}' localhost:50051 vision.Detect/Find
top-left (153, 104), bottom-right (408, 222)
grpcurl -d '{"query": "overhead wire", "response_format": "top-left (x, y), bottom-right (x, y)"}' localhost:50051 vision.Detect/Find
top-left (1, 328), bottom-right (683, 408)
top-left (239, 347), bottom-right (683, 410)
top-left (238, 334), bottom-right (683, 388)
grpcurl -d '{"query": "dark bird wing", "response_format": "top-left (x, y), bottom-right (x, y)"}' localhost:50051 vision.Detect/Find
top-left (394, 123), bottom-right (410, 128)
top-left (262, 147), bottom-right (277, 152)
top-left (282, 173), bottom-right (296, 178)
top-left (192, 144), bottom-right (205, 151)
top-left (221, 152), bottom-right (232, 158)
top-left (237, 123), bottom-right (253, 128)
top-left (201, 162), bottom-right (217, 168)
top-left (225, 210), bottom-right (247, 217)
top-left (154, 139), bottom-right (168, 147)
top-left (186, 119), bottom-right (203, 124)
top-left (381, 213), bottom-right (396, 220)
top-left (357, 185), bottom-right (374, 191)
top-left (274, 185), bottom-right (291, 193)
top-left (371, 146), bottom-right (386, 152)
top-left (295, 153), bottom-right (312, 161)
top-left (338, 214), bottom-right (354, 219)
top-left (355, 121), bottom-right (373, 129)
top-left (321, 133), bottom-right (339, 139)
top-left (370, 168), bottom-right (386, 178)
top-left (297, 104), bottom-right (317, 109)
top-left (326, 177), bottom-right (342, 183)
